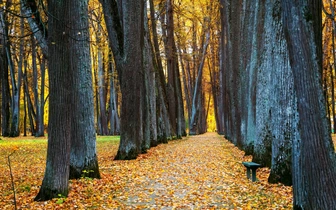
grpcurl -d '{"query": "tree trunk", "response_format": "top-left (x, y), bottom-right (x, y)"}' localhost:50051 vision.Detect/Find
top-left (0, 6), bottom-right (10, 137)
top-left (100, 0), bottom-right (145, 160)
top-left (69, 0), bottom-right (100, 179)
top-left (282, 0), bottom-right (336, 208)
top-left (189, 31), bottom-right (210, 135)
top-left (256, 0), bottom-right (293, 185)
top-left (37, 57), bottom-right (46, 136)
top-left (165, 0), bottom-right (178, 138)
top-left (143, 3), bottom-right (158, 148)
top-left (97, 47), bottom-right (109, 136)
top-left (23, 72), bottom-right (36, 136)
top-left (108, 60), bottom-right (120, 135)
top-left (35, 0), bottom-right (72, 201)
top-left (149, 0), bottom-right (173, 141)
top-left (8, 28), bottom-right (22, 137)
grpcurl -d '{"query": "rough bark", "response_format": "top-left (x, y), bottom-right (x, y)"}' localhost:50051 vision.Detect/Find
top-left (100, 0), bottom-right (145, 160)
top-left (165, 0), bottom-right (178, 138)
top-left (149, 0), bottom-right (172, 141)
top-left (282, 0), bottom-right (336, 208)
top-left (69, 0), bottom-right (100, 179)
top-left (143, 4), bottom-right (158, 148)
top-left (35, 0), bottom-right (72, 200)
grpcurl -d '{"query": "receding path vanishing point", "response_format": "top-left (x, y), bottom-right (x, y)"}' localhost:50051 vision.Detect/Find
top-left (2, 132), bottom-right (292, 209)
top-left (102, 132), bottom-right (292, 209)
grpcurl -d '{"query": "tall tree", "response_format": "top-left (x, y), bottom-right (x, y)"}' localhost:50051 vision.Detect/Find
top-left (35, 0), bottom-right (72, 201)
top-left (149, 0), bottom-right (172, 142)
top-left (160, 0), bottom-right (186, 138)
top-left (189, 30), bottom-right (210, 135)
top-left (100, 0), bottom-right (145, 159)
top-left (0, 1), bottom-right (11, 137)
top-left (282, 0), bottom-right (336, 208)
top-left (69, 0), bottom-right (100, 179)
top-left (252, 0), bottom-right (294, 185)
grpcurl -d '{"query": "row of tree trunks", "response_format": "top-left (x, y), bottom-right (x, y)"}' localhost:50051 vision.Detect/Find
top-left (1, 0), bottom-right (47, 137)
top-left (99, 0), bottom-right (189, 159)
top-left (149, 0), bottom-right (172, 143)
top-left (219, 0), bottom-right (294, 186)
top-left (220, 0), bottom-right (336, 207)
top-left (162, 0), bottom-right (187, 138)
top-left (0, 0), bottom-right (22, 137)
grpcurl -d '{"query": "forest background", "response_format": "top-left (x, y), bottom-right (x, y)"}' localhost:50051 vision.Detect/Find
top-left (1, 0), bottom-right (336, 209)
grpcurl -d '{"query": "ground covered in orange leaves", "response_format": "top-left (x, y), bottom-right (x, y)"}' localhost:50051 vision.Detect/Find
top-left (0, 133), bottom-right (292, 209)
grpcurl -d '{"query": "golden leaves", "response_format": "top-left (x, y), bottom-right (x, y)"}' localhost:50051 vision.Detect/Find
top-left (0, 133), bottom-right (292, 209)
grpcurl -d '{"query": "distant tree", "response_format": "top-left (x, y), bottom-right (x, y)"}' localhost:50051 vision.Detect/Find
top-left (282, 0), bottom-right (336, 208)
top-left (149, 0), bottom-right (172, 142)
top-left (0, 1), bottom-right (11, 137)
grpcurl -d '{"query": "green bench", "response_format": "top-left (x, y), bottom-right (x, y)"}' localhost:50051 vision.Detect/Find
top-left (242, 162), bottom-right (262, 182)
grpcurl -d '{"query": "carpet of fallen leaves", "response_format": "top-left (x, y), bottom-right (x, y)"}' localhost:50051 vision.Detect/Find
top-left (0, 133), bottom-right (293, 209)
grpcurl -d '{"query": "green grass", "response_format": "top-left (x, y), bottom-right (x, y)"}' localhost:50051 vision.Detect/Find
top-left (0, 135), bottom-right (120, 151)
top-left (97, 135), bottom-right (120, 143)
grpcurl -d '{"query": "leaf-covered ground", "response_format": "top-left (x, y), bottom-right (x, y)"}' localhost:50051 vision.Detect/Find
top-left (0, 133), bottom-right (292, 209)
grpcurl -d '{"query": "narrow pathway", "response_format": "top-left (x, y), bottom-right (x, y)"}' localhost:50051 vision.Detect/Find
top-left (103, 133), bottom-right (292, 209)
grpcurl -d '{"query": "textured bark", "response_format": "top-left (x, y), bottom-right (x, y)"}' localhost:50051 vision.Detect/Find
top-left (165, 0), bottom-right (178, 137)
top-left (253, 0), bottom-right (294, 185)
top-left (69, 0), bottom-right (100, 179)
top-left (143, 4), bottom-right (158, 148)
top-left (220, 0), bottom-right (294, 185)
top-left (149, 0), bottom-right (173, 141)
top-left (101, 0), bottom-right (145, 160)
top-left (282, 0), bottom-right (336, 208)
top-left (35, 0), bottom-right (72, 201)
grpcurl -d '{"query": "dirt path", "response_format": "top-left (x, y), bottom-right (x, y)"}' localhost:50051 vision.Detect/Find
top-left (106, 133), bottom-right (292, 209)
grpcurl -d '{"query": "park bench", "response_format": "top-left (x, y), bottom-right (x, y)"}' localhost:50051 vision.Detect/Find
top-left (242, 162), bottom-right (262, 182)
